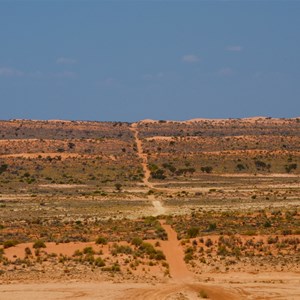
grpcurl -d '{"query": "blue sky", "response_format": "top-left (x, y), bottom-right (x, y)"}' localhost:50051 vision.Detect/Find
top-left (0, 1), bottom-right (299, 121)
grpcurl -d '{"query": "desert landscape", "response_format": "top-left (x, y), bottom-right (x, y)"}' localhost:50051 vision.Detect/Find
top-left (0, 117), bottom-right (300, 299)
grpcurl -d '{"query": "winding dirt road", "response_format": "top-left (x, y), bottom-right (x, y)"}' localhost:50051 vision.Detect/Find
top-left (130, 123), bottom-right (153, 189)
top-left (130, 122), bottom-right (168, 216)
top-left (1, 123), bottom-right (299, 299)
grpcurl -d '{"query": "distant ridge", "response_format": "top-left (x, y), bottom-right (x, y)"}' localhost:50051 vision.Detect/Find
top-left (138, 116), bottom-right (300, 124)
top-left (6, 116), bottom-right (300, 124)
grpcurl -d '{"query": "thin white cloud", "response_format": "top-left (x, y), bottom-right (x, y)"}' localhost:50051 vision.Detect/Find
top-left (182, 54), bottom-right (200, 63)
top-left (226, 46), bottom-right (243, 52)
top-left (56, 57), bottom-right (77, 65)
top-left (142, 72), bottom-right (180, 82)
top-left (0, 67), bottom-right (23, 77)
top-left (0, 67), bottom-right (77, 79)
top-left (142, 72), bottom-right (164, 80)
top-left (97, 77), bottom-right (120, 88)
top-left (28, 71), bottom-right (43, 78)
top-left (53, 71), bottom-right (77, 79)
top-left (218, 67), bottom-right (234, 76)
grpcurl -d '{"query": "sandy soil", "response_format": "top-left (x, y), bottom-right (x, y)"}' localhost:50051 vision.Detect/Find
top-left (1, 273), bottom-right (299, 299)
top-left (159, 221), bottom-right (192, 281)
top-left (0, 281), bottom-right (244, 300)
top-left (2, 198), bottom-right (300, 299)
top-left (39, 184), bottom-right (87, 189)
top-left (2, 119), bottom-right (300, 299)
top-left (152, 199), bottom-right (166, 216)
top-left (0, 222), bottom-right (244, 300)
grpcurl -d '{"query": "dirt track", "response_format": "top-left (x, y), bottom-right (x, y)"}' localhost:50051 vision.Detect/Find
top-left (0, 222), bottom-right (242, 300)
top-left (159, 221), bottom-right (192, 280)
top-left (130, 123), bottom-right (168, 216)
top-left (2, 121), bottom-right (300, 299)
top-left (130, 123), bottom-right (153, 189)
top-left (0, 218), bottom-right (242, 300)
top-left (115, 221), bottom-right (240, 299)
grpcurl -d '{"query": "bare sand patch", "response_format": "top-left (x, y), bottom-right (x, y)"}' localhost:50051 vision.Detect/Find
top-left (39, 184), bottom-right (87, 189)
top-left (0, 281), bottom-right (244, 300)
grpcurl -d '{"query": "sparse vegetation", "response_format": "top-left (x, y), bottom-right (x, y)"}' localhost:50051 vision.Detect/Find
top-left (3, 240), bottom-right (18, 249)
top-left (0, 118), bottom-right (299, 289)
top-left (33, 240), bottom-right (46, 249)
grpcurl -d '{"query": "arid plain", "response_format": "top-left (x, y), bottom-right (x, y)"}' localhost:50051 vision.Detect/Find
top-left (0, 117), bottom-right (300, 299)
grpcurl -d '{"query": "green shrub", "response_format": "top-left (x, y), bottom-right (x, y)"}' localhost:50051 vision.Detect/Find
top-left (83, 254), bottom-right (95, 263)
top-left (111, 244), bottom-right (133, 255)
top-left (94, 257), bottom-right (105, 267)
top-left (3, 240), bottom-right (18, 249)
top-left (236, 163), bottom-right (245, 171)
top-left (205, 238), bottom-right (213, 247)
top-left (154, 250), bottom-right (166, 260)
top-left (187, 227), bottom-right (199, 238)
top-left (111, 263), bottom-right (121, 272)
top-left (282, 229), bottom-right (292, 236)
top-left (255, 160), bottom-right (270, 171)
top-left (83, 247), bottom-right (95, 255)
top-left (208, 223), bottom-right (217, 232)
top-left (25, 247), bottom-right (32, 256)
top-left (162, 163), bottom-right (176, 173)
top-left (115, 183), bottom-right (122, 191)
top-left (151, 169), bottom-right (166, 180)
top-left (131, 237), bottom-right (143, 247)
top-left (103, 263), bottom-right (120, 272)
top-left (201, 166), bottom-right (213, 173)
top-left (33, 240), bottom-right (46, 249)
top-left (139, 242), bottom-right (156, 255)
top-left (184, 252), bottom-right (193, 263)
top-left (73, 249), bottom-right (83, 257)
top-left (217, 245), bottom-right (229, 256)
top-left (285, 163), bottom-right (297, 173)
top-left (0, 164), bottom-right (8, 174)
top-left (96, 236), bottom-right (107, 245)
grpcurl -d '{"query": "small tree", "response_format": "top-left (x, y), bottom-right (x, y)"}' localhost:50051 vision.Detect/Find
top-left (187, 227), bottom-right (199, 238)
top-left (3, 240), bottom-right (18, 249)
top-left (201, 166), bottom-right (213, 173)
top-left (0, 164), bottom-right (8, 174)
top-left (151, 169), bottom-right (166, 179)
top-left (285, 163), bottom-right (297, 173)
top-left (115, 183), bottom-right (122, 191)
top-left (33, 240), bottom-right (46, 249)
top-left (208, 223), bottom-right (217, 232)
top-left (236, 163), bottom-right (245, 171)
top-left (96, 236), bottom-right (107, 245)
